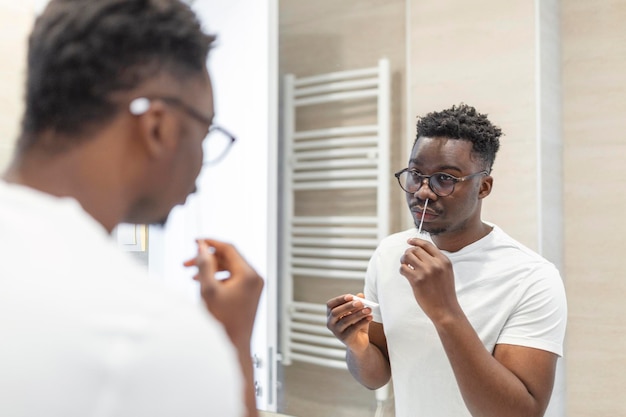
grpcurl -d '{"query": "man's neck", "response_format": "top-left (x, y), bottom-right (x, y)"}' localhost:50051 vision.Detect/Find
top-left (3, 146), bottom-right (129, 234)
top-left (430, 222), bottom-right (493, 253)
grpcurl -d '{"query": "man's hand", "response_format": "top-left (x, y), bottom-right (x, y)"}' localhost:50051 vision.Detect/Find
top-left (326, 293), bottom-right (374, 354)
top-left (184, 239), bottom-right (263, 417)
top-left (184, 239), bottom-right (264, 348)
top-left (399, 238), bottom-right (462, 323)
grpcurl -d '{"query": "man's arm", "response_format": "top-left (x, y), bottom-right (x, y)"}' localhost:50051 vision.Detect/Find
top-left (327, 295), bottom-right (391, 389)
top-left (401, 238), bottom-right (559, 417)
top-left (346, 321), bottom-right (391, 389)
top-left (435, 312), bottom-right (558, 417)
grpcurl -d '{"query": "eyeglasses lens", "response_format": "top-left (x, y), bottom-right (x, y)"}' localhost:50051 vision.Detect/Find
top-left (430, 174), bottom-right (455, 196)
top-left (399, 171), bottom-right (454, 197)
top-left (203, 127), bottom-right (234, 165)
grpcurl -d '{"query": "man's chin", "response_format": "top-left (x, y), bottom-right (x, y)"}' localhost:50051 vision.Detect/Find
top-left (151, 215), bottom-right (169, 228)
top-left (415, 224), bottom-right (444, 236)
top-left (131, 214), bottom-right (169, 228)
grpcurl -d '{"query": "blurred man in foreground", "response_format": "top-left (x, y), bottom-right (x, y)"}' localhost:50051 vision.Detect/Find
top-left (0, 1), bottom-right (263, 416)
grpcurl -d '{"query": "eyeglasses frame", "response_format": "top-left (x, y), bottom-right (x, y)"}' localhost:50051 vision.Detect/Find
top-left (394, 168), bottom-right (489, 197)
top-left (129, 96), bottom-right (236, 165)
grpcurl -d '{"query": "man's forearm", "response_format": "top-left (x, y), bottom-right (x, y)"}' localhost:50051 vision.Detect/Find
top-left (235, 344), bottom-right (259, 417)
top-left (346, 343), bottom-right (391, 390)
top-left (435, 313), bottom-right (555, 417)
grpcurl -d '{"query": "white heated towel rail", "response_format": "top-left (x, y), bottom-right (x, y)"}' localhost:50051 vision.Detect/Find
top-left (280, 59), bottom-right (390, 371)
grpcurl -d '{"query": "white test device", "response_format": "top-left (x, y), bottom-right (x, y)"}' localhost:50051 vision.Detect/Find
top-left (351, 295), bottom-right (381, 316)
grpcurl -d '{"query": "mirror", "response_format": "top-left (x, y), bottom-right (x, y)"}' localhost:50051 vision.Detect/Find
top-left (274, 1), bottom-right (592, 417)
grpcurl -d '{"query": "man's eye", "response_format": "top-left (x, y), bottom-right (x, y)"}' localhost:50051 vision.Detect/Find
top-left (436, 173), bottom-right (456, 183)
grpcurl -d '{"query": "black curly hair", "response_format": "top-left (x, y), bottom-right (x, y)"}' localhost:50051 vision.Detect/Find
top-left (414, 103), bottom-right (502, 172)
top-left (18, 0), bottom-right (215, 152)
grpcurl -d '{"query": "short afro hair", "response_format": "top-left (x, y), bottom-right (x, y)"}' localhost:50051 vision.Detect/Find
top-left (19, 0), bottom-right (215, 151)
top-left (415, 103), bottom-right (502, 171)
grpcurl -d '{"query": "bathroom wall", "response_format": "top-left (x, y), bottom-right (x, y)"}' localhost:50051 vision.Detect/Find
top-left (562, 0), bottom-right (626, 415)
top-left (407, 0), bottom-right (547, 249)
top-left (0, 3), bottom-right (33, 172)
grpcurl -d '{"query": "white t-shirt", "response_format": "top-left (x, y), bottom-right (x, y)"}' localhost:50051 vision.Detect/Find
top-left (364, 227), bottom-right (567, 417)
top-left (0, 181), bottom-right (244, 417)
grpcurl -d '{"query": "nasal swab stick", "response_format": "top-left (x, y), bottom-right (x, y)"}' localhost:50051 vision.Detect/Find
top-left (417, 198), bottom-right (429, 234)
top-left (351, 295), bottom-right (381, 316)
top-left (407, 199), bottom-right (429, 271)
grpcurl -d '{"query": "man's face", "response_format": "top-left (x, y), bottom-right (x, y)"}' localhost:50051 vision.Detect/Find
top-left (128, 71), bottom-right (214, 226)
top-left (405, 136), bottom-right (489, 237)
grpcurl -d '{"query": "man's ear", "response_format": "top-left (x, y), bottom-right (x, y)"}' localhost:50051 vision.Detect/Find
top-left (135, 100), bottom-right (177, 159)
top-left (478, 175), bottom-right (493, 199)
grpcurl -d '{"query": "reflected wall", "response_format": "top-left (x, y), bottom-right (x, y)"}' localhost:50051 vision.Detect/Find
top-left (0, 4), bottom-right (32, 172)
top-left (563, 0), bottom-right (626, 415)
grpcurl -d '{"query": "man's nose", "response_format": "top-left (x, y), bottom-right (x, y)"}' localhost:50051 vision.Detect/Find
top-left (413, 177), bottom-right (437, 200)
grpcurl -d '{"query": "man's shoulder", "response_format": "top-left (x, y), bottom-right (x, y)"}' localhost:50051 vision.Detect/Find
top-left (483, 225), bottom-right (562, 286)
top-left (489, 225), bottom-right (556, 265)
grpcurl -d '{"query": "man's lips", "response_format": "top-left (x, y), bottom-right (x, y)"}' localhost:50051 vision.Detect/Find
top-left (411, 206), bottom-right (437, 221)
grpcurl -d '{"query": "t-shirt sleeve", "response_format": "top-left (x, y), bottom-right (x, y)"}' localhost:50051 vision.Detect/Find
top-left (497, 267), bottom-right (567, 356)
top-left (364, 248), bottom-right (383, 323)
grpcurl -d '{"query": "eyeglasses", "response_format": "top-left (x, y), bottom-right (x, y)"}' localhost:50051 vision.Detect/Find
top-left (394, 168), bottom-right (488, 197)
top-left (129, 96), bottom-right (236, 165)
top-left (203, 125), bottom-right (236, 165)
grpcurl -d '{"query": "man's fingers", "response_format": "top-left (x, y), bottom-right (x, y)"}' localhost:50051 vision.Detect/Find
top-left (196, 240), bottom-right (217, 282)
top-left (327, 294), bottom-right (352, 310)
top-left (407, 237), bottom-right (441, 257)
top-left (199, 239), bottom-right (247, 274)
top-left (183, 258), bottom-right (197, 267)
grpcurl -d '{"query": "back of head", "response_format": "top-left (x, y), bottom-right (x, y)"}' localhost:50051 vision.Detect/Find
top-left (415, 103), bottom-right (502, 172)
top-left (19, 0), bottom-right (215, 153)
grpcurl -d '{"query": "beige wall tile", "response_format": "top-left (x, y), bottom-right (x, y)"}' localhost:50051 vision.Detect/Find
top-left (562, 0), bottom-right (626, 415)
top-left (408, 0), bottom-right (541, 250)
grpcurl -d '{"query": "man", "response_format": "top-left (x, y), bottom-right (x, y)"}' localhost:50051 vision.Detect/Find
top-left (0, 1), bottom-right (262, 416)
top-left (327, 104), bottom-right (567, 417)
